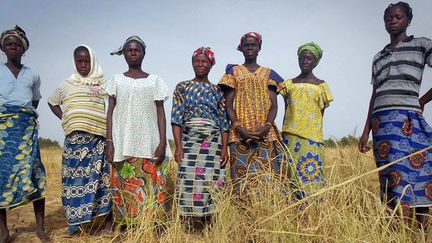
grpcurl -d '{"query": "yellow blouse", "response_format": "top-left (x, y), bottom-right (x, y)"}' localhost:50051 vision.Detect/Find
top-left (279, 79), bottom-right (333, 143)
top-left (219, 65), bottom-right (281, 143)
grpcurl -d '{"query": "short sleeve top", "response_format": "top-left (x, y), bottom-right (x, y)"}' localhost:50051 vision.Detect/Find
top-left (218, 64), bottom-right (283, 143)
top-left (48, 80), bottom-right (107, 137)
top-left (371, 36), bottom-right (432, 113)
top-left (279, 79), bottom-right (333, 143)
top-left (171, 80), bottom-right (230, 131)
top-left (105, 73), bottom-right (170, 162)
top-left (0, 63), bottom-right (41, 108)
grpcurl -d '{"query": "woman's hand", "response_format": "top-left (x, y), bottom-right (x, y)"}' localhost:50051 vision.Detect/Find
top-left (105, 141), bottom-right (114, 163)
top-left (154, 143), bottom-right (166, 165)
top-left (236, 126), bottom-right (259, 141)
top-left (257, 123), bottom-right (272, 140)
top-left (174, 145), bottom-right (184, 164)
top-left (358, 132), bottom-right (371, 153)
top-left (220, 147), bottom-right (229, 168)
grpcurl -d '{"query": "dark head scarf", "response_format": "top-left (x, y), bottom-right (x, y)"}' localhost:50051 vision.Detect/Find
top-left (0, 25), bottom-right (30, 51)
top-left (237, 32), bottom-right (262, 51)
top-left (110, 35), bottom-right (146, 55)
top-left (192, 47), bottom-right (216, 66)
top-left (297, 42), bottom-right (323, 62)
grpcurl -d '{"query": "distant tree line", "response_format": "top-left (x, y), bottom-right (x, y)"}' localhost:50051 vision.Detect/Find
top-left (323, 135), bottom-right (372, 148)
top-left (38, 137), bottom-right (61, 148)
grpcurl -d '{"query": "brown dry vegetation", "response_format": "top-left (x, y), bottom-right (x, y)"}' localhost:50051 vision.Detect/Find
top-left (6, 145), bottom-right (432, 243)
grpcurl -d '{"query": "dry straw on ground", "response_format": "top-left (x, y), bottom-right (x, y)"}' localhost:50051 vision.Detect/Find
top-left (7, 145), bottom-right (432, 243)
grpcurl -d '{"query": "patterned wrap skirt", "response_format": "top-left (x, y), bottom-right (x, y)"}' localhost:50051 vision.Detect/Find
top-left (61, 131), bottom-right (112, 226)
top-left (0, 105), bottom-right (46, 209)
top-left (111, 156), bottom-right (170, 225)
top-left (229, 136), bottom-right (286, 191)
top-left (282, 133), bottom-right (325, 195)
top-left (372, 109), bottom-right (432, 208)
top-left (175, 118), bottom-right (226, 217)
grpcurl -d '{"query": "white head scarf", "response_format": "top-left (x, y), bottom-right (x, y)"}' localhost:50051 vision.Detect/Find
top-left (67, 44), bottom-right (105, 86)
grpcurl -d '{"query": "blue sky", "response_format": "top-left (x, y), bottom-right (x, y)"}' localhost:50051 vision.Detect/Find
top-left (1, 0), bottom-right (432, 143)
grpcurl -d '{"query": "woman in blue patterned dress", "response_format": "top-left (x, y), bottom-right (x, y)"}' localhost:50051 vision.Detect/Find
top-left (0, 26), bottom-right (49, 242)
top-left (171, 47), bottom-right (229, 232)
top-left (359, 2), bottom-right (432, 227)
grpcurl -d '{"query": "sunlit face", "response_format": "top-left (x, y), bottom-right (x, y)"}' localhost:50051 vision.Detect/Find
top-left (123, 40), bottom-right (144, 66)
top-left (240, 36), bottom-right (260, 59)
top-left (298, 50), bottom-right (318, 73)
top-left (384, 6), bottom-right (410, 35)
top-left (192, 54), bottom-right (212, 78)
top-left (2, 36), bottom-right (25, 60)
top-left (74, 49), bottom-right (91, 77)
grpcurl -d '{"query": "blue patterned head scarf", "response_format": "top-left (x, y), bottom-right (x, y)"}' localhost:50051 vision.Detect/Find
top-left (110, 35), bottom-right (146, 55)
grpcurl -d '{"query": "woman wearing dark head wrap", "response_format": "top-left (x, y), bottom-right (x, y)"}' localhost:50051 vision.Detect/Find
top-left (359, 2), bottom-right (432, 228)
top-left (219, 32), bottom-right (286, 194)
top-left (279, 42), bottom-right (333, 197)
top-left (171, 47), bottom-right (229, 232)
top-left (0, 25), bottom-right (49, 242)
top-left (106, 36), bottom-right (171, 226)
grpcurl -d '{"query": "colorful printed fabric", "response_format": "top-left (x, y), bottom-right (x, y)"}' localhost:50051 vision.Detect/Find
top-left (61, 131), bottom-right (112, 226)
top-left (192, 47), bottom-right (216, 66)
top-left (229, 139), bottom-right (286, 191)
top-left (372, 109), bottom-right (432, 207)
top-left (0, 25), bottom-right (29, 51)
top-left (111, 157), bottom-right (170, 225)
top-left (0, 105), bottom-right (46, 209)
top-left (237, 32), bottom-right (262, 51)
top-left (279, 80), bottom-right (333, 143)
top-left (171, 80), bottom-right (230, 132)
top-left (176, 118), bottom-right (226, 216)
top-left (282, 133), bottom-right (325, 194)
top-left (218, 64), bottom-right (283, 143)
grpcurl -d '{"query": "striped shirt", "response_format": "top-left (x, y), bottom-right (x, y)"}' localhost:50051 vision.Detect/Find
top-left (48, 80), bottom-right (107, 137)
top-left (371, 36), bottom-right (432, 113)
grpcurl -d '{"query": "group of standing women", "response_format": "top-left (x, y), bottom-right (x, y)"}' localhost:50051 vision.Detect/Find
top-left (0, 1), bottom-right (431, 241)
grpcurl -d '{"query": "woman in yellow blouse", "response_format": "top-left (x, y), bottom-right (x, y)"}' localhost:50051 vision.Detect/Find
top-left (279, 42), bottom-right (333, 196)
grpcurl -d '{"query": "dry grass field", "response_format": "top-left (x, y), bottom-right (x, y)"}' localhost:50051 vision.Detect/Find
top-left (6, 145), bottom-right (432, 243)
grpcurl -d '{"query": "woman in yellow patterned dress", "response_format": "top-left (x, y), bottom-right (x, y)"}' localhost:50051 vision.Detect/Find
top-left (219, 32), bottom-right (285, 193)
top-left (279, 42), bottom-right (333, 196)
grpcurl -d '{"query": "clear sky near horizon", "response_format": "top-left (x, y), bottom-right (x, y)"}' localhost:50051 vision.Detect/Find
top-left (1, 0), bottom-right (432, 144)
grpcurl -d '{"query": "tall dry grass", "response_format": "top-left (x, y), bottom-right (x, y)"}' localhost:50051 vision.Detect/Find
top-left (40, 145), bottom-right (431, 243)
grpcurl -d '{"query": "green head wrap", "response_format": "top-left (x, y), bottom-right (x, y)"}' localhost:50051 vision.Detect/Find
top-left (297, 42), bottom-right (323, 62)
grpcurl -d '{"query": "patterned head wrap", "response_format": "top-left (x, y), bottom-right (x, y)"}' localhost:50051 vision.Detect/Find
top-left (68, 44), bottom-right (105, 86)
top-left (297, 42), bottom-right (323, 62)
top-left (110, 35), bottom-right (146, 55)
top-left (237, 32), bottom-right (262, 51)
top-left (192, 47), bottom-right (216, 66)
top-left (0, 25), bottom-right (30, 51)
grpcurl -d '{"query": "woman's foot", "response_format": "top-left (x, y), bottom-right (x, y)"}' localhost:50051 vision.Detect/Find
top-left (63, 225), bottom-right (80, 238)
top-left (36, 227), bottom-right (50, 242)
top-left (100, 221), bottom-right (114, 235)
top-left (0, 232), bottom-right (10, 243)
